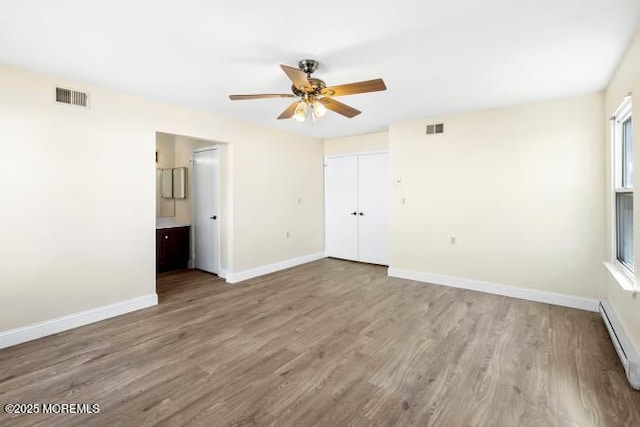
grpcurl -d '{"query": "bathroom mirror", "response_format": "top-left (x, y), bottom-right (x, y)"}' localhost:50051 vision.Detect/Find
top-left (156, 169), bottom-right (175, 217)
top-left (161, 168), bottom-right (173, 198)
top-left (173, 167), bottom-right (186, 199)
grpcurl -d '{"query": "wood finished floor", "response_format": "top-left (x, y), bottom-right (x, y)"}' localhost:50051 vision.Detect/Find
top-left (1, 258), bottom-right (639, 426)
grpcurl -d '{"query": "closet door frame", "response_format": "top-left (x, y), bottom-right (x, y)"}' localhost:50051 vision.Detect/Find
top-left (324, 150), bottom-right (389, 263)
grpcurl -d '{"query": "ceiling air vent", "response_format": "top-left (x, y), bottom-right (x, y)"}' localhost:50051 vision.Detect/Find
top-left (426, 123), bottom-right (444, 135)
top-left (55, 86), bottom-right (89, 109)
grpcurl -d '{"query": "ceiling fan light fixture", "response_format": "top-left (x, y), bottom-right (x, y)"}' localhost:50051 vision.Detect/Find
top-left (228, 59), bottom-right (386, 121)
top-left (293, 101), bottom-right (308, 122)
top-left (311, 99), bottom-right (327, 121)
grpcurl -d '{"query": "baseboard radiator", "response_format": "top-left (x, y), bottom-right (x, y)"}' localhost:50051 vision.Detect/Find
top-left (599, 300), bottom-right (640, 390)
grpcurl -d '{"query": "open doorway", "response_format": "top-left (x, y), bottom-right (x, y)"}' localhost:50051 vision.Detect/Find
top-left (155, 132), bottom-right (231, 298)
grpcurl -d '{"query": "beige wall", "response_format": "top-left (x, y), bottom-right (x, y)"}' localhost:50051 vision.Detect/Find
top-left (233, 132), bottom-right (324, 270)
top-left (604, 29), bottom-right (640, 353)
top-left (0, 63), bottom-right (324, 331)
top-left (389, 93), bottom-right (606, 299)
top-left (217, 143), bottom-right (232, 272)
top-left (324, 131), bottom-right (388, 156)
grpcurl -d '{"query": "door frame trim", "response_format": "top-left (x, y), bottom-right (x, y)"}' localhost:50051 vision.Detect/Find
top-left (324, 150), bottom-right (388, 160)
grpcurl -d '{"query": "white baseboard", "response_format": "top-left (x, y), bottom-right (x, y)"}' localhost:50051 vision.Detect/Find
top-left (0, 293), bottom-right (158, 350)
top-left (388, 268), bottom-right (599, 312)
top-left (599, 300), bottom-right (640, 389)
top-left (217, 268), bottom-right (227, 279)
top-left (226, 252), bottom-right (325, 284)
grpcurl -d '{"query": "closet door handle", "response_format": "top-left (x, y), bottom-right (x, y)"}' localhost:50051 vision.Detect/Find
top-left (359, 212), bottom-right (365, 216)
top-left (350, 211), bottom-right (357, 216)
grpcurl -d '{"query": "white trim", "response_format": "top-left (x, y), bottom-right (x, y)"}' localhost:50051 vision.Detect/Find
top-left (387, 268), bottom-right (599, 312)
top-left (217, 268), bottom-right (227, 279)
top-left (0, 294), bottom-right (158, 349)
top-left (599, 300), bottom-right (640, 390)
top-left (611, 93), bottom-right (633, 119)
top-left (609, 108), bottom-right (617, 265)
top-left (226, 252), bottom-right (325, 284)
top-left (614, 187), bottom-right (633, 193)
top-left (226, 143), bottom-right (235, 274)
top-left (324, 150), bottom-right (388, 159)
top-left (192, 146), bottom-right (218, 154)
top-left (609, 95), bottom-right (634, 282)
top-left (604, 261), bottom-right (637, 293)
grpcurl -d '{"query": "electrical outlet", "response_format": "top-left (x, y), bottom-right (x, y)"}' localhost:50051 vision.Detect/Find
top-left (286, 231), bottom-right (290, 239)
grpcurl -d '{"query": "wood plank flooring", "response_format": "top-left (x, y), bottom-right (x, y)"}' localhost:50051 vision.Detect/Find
top-left (1, 258), bottom-right (639, 426)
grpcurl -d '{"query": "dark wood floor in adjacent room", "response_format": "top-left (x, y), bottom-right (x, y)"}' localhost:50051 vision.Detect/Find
top-left (1, 258), bottom-right (639, 426)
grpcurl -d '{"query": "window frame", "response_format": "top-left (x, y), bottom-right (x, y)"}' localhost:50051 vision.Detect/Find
top-left (611, 95), bottom-right (633, 277)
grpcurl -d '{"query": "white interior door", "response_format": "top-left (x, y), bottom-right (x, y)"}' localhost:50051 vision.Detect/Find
top-left (325, 156), bottom-right (359, 261)
top-left (357, 153), bottom-right (389, 265)
top-left (193, 148), bottom-right (219, 274)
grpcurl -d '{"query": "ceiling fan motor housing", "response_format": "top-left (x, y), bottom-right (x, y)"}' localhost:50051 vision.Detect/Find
top-left (291, 59), bottom-right (325, 97)
top-left (298, 59), bottom-right (319, 75)
top-left (291, 78), bottom-right (326, 97)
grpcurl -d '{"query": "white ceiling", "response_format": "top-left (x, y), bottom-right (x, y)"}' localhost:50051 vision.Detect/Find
top-left (1, 0), bottom-right (639, 139)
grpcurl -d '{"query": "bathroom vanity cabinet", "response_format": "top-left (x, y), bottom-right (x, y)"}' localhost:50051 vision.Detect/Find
top-left (156, 226), bottom-right (190, 273)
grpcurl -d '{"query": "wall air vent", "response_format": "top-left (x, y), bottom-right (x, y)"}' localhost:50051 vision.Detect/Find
top-left (55, 86), bottom-right (89, 109)
top-left (426, 123), bottom-right (444, 135)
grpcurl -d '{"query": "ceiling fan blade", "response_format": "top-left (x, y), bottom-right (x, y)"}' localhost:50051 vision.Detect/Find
top-left (229, 94), bottom-right (295, 100)
top-left (319, 98), bottom-right (361, 118)
top-left (280, 64), bottom-right (311, 90)
top-left (323, 79), bottom-right (387, 97)
top-left (277, 101), bottom-right (300, 120)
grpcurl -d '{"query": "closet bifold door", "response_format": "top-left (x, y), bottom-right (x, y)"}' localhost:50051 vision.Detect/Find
top-left (357, 153), bottom-right (390, 265)
top-left (325, 156), bottom-right (359, 261)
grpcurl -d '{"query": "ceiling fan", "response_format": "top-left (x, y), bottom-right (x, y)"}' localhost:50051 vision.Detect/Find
top-left (229, 59), bottom-right (386, 122)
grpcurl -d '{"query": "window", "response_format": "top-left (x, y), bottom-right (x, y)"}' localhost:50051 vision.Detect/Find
top-left (613, 96), bottom-right (633, 272)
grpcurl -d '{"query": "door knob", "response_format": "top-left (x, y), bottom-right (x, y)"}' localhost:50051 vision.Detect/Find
top-left (210, 215), bottom-right (217, 220)
top-left (351, 211), bottom-right (357, 216)
top-left (359, 212), bottom-right (364, 216)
